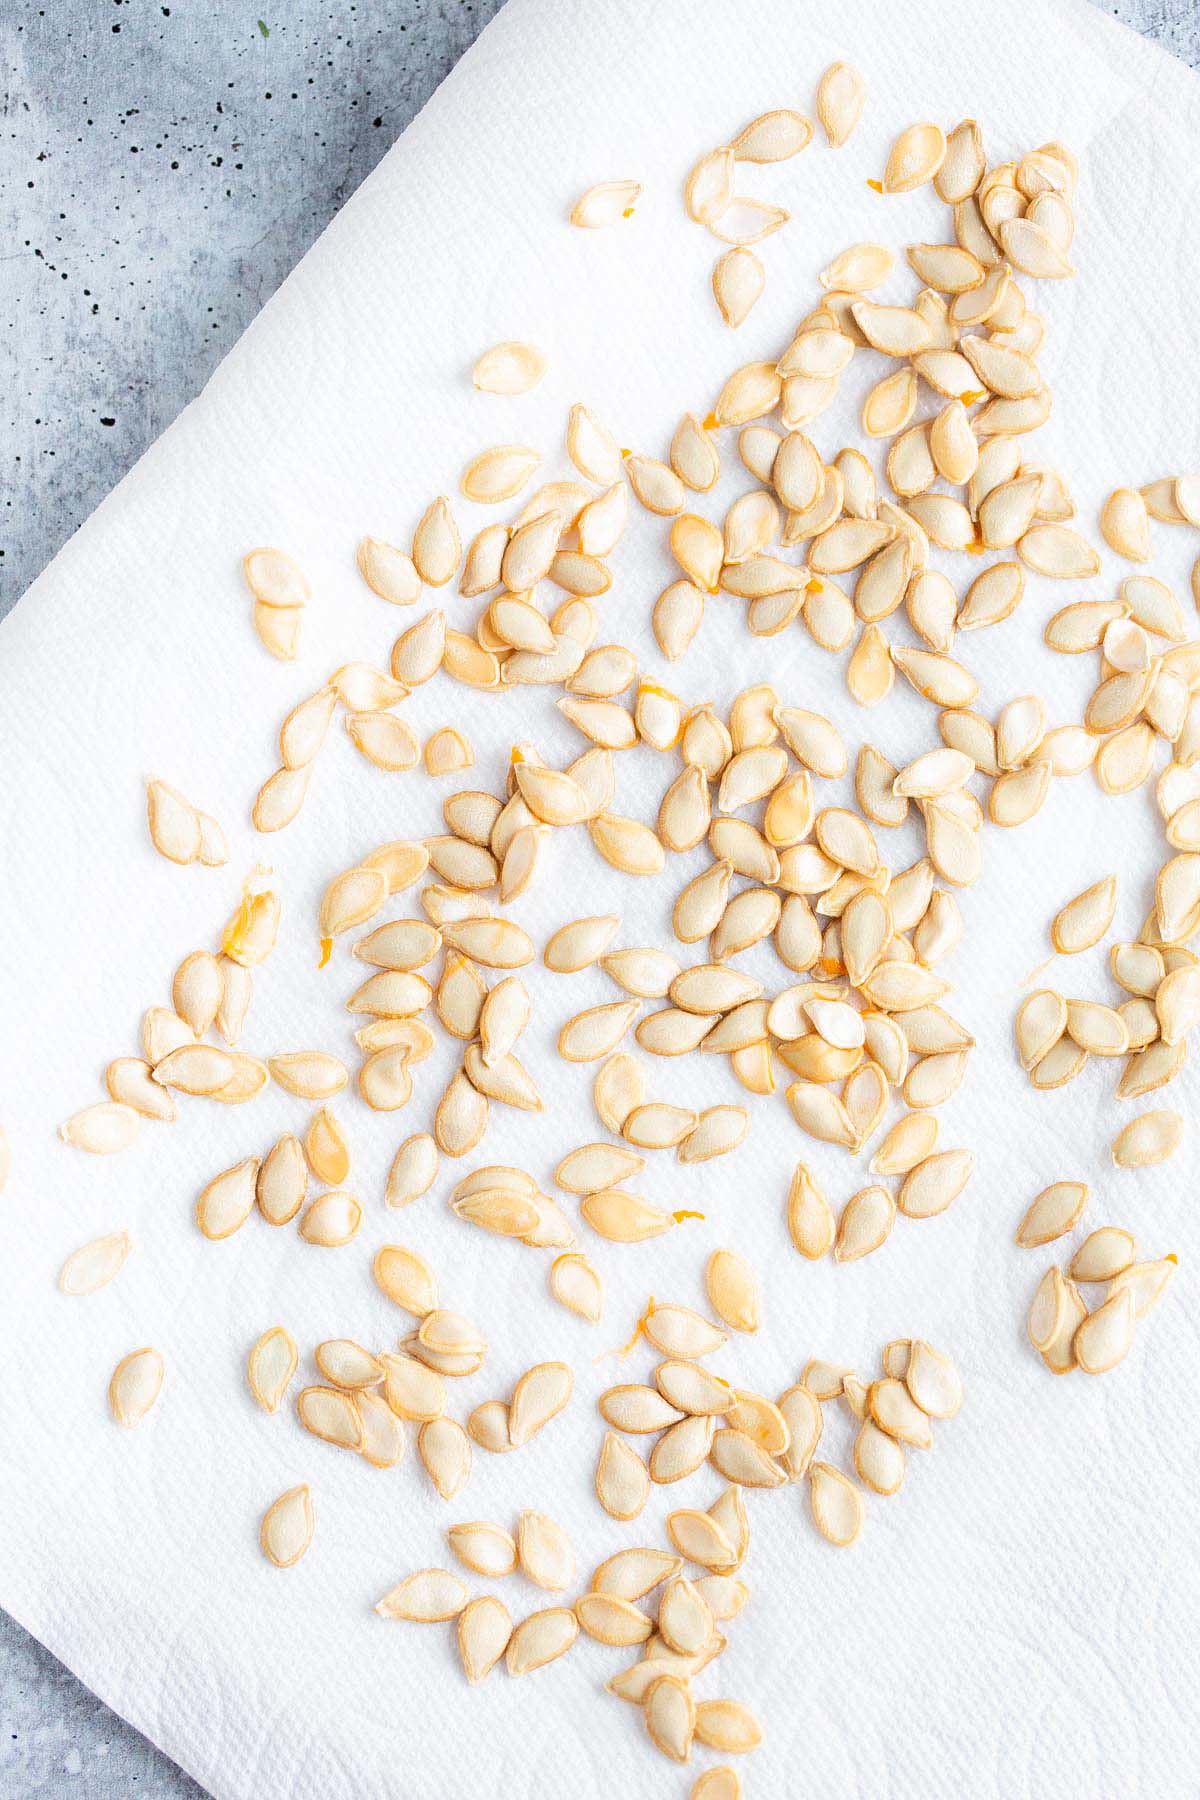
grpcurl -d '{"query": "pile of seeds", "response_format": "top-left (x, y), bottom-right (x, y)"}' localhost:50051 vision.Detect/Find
top-left (59, 871), bottom-right (281, 1156)
top-left (44, 63), bottom-right (1196, 1795)
top-left (1020, 1181), bottom-right (1175, 1375)
top-left (366, 1308), bottom-right (961, 1781)
top-left (1015, 872), bottom-right (1198, 1125)
top-left (593, 1300), bottom-right (962, 1543)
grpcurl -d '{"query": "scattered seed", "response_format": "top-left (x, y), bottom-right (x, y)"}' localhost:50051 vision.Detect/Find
top-left (109, 1346), bottom-right (164, 1427)
top-left (1016, 1181), bottom-right (1088, 1248)
top-left (375, 1567), bottom-right (468, 1622)
top-left (816, 61), bottom-right (866, 147)
top-left (60, 1102), bottom-right (140, 1156)
top-left (808, 1461), bottom-right (863, 1547)
top-left (260, 1484), bottom-right (315, 1569)
top-left (1112, 1110), bottom-right (1183, 1168)
top-left (59, 1230), bottom-right (132, 1297)
top-left (1074, 1287), bottom-right (1136, 1375)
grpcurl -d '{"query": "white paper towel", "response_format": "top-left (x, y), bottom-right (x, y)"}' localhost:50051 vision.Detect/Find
top-left (2, 1), bottom-right (1199, 1794)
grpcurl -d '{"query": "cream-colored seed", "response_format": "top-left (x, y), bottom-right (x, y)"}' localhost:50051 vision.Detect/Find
top-left (58, 1094), bottom-right (137, 1152)
top-left (808, 1461), bottom-right (864, 1547)
top-left (1074, 1288), bottom-right (1136, 1375)
top-left (457, 1597), bottom-right (514, 1686)
top-left (575, 1593), bottom-right (654, 1648)
top-left (109, 1347), bottom-right (165, 1428)
top-left (1112, 1110), bottom-right (1183, 1168)
top-left (644, 1673), bottom-right (697, 1763)
top-left (418, 1416), bottom-right (472, 1499)
top-left (260, 1485), bottom-right (315, 1569)
top-left (59, 1230), bottom-right (132, 1297)
top-left (548, 1252), bottom-right (604, 1323)
top-left (816, 61), bottom-right (866, 147)
top-left (104, 1060), bottom-right (174, 1122)
top-left (1016, 1181), bottom-right (1088, 1248)
top-left (570, 180), bottom-right (642, 229)
top-left (705, 1249), bottom-right (760, 1333)
top-left (375, 1568), bottom-right (469, 1622)
top-left (247, 1326), bottom-right (299, 1414)
top-left (594, 1052), bottom-right (646, 1133)
top-left (145, 778), bottom-right (203, 864)
top-left (1070, 1228), bottom-right (1137, 1284)
top-left (712, 247), bottom-right (765, 328)
top-left (256, 1135), bottom-right (307, 1226)
top-left (298, 1189), bottom-right (363, 1247)
top-left (472, 339), bottom-right (546, 394)
top-left (596, 1431), bottom-right (650, 1520)
top-left (518, 1510), bottom-right (575, 1591)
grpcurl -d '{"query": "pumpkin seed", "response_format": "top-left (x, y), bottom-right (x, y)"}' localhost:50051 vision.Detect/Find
top-left (816, 62), bottom-right (867, 148)
top-left (375, 1568), bottom-right (468, 1622)
top-left (59, 1230), bottom-right (132, 1297)
top-left (570, 180), bottom-right (642, 228)
top-left (1074, 1287), bottom-right (1136, 1375)
top-left (146, 779), bottom-right (203, 863)
top-left (808, 1461), bottom-right (863, 1546)
top-left (107, 1347), bottom-right (164, 1427)
top-left (1112, 1110), bottom-right (1183, 1168)
top-left (260, 1485), bottom-right (314, 1569)
top-left (596, 1431), bottom-right (650, 1520)
top-left (1016, 1181), bottom-right (1088, 1247)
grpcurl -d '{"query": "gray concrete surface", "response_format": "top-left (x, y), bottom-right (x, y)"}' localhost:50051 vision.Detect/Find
top-left (2, 0), bottom-right (1199, 1794)
top-left (1, 0), bottom-right (507, 617)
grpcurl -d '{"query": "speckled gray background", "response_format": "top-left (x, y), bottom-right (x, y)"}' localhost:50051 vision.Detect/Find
top-left (2, 0), bottom-right (1198, 1794)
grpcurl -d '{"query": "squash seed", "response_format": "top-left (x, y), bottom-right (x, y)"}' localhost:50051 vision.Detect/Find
top-left (548, 1253), bottom-right (604, 1323)
top-left (457, 1596), bottom-right (513, 1686)
top-left (298, 1189), bottom-right (362, 1247)
top-left (1015, 989), bottom-right (1067, 1070)
top-left (679, 1106), bottom-right (750, 1164)
top-left (1052, 876), bottom-right (1118, 953)
top-left (518, 1510), bottom-right (575, 1592)
top-left (897, 1148), bottom-right (974, 1217)
top-left (1112, 1110), bottom-right (1183, 1168)
top-left (905, 1342), bottom-right (962, 1417)
top-left (583, 1190), bottom-right (674, 1241)
top-left (260, 1485), bottom-right (314, 1569)
top-left (816, 61), bottom-right (866, 147)
top-left (576, 1592), bottom-right (654, 1647)
top-left (644, 1673), bottom-right (696, 1763)
top-left (59, 1230), bottom-right (132, 1297)
top-left (1074, 1287), bottom-right (1136, 1375)
top-left (1016, 1181), bottom-right (1088, 1248)
top-left (375, 1568), bottom-right (468, 1622)
top-left (835, 1185), bottom-right (895, 1262)
top-left (105, 1059), bottom-right (175, 1122)
top-left (557, 1142), bottom-right (645, 1194)
top-left (1070, 1228), bottom-right (1137, 1284)
top-left (705, 1249), bottom-right (760, 1333)
top-left (787, 1163), bottom-right (836, 1259)
top-left (596, 1431), bottom-right (650, 1520)
top-left (107, 1347), bottom-right (165, 1427)
top-left (570, 180), bottom-right (642, 229)
top-left (472, 339), bottom-right (545, 394)
top-left (808, 1461), bottom-right (863, 1546)
top-left (868, 1378), bottom-right (932, 1448)
top-left (594, 1052), bottom-right (646, 1132)
top-left (195, 1156), bottom-right (260, 1239)
top-left (508, 1361), bottom-right (572, 1446)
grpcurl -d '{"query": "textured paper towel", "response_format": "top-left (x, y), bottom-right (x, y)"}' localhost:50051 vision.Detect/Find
top-left (2, 0), bottom-right (1199, 1794)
